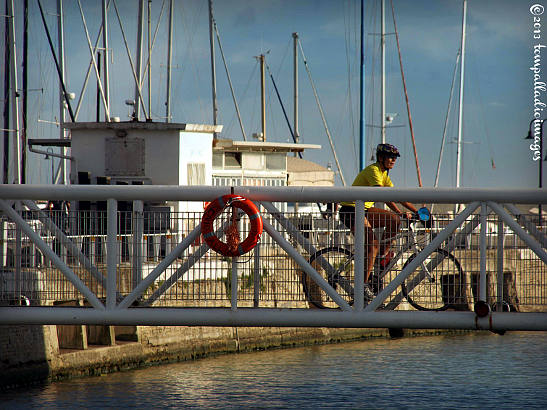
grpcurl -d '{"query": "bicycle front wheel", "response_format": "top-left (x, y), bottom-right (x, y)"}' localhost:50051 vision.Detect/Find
top-left (401, 249), bottom-right (465, 311)
top-left (304, 246), bottom-right (355, 309)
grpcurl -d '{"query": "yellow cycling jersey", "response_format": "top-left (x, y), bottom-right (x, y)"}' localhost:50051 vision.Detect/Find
top-left (340, 162), bottom-right (394, 209)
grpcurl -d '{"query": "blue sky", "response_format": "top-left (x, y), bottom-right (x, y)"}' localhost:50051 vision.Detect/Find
top-left (2, 0), bottom-right (540, 188)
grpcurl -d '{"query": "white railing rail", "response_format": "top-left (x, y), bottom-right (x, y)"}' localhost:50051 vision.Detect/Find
top-left (0, 184), bottom-right (546, 331)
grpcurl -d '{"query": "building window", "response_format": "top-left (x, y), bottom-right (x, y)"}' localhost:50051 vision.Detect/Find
top-left (224, 152), bottom-right (242, 168)
top-left (266, 153), bottom-right (286, 171)
top-left (212, 152), bottom-right (223, 169)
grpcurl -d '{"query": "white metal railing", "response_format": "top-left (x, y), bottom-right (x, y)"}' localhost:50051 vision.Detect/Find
top-left (0, 184), bottom-right (545, 331)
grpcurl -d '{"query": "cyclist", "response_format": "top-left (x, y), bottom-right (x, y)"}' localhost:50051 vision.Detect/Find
top-left (339, 143), bottom-right (418, 301)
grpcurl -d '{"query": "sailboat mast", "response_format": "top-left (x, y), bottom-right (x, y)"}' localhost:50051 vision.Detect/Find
top-left (57, 0), bottom-right (67, 184)
top-left (7, 0), bottom-right (20, 184)
top-left (381, 0), bottom-right (386, 144)
top-left (208, 0), bottom-right (218, 134)
top-left (359, 0), bottom-right (366, 170)
top-left (165, 0), bottom-right (173, 123)
top-left (102, 0), bottom-right (110, 118)
top-left (133, 0), bottom-right (145, 121)
top-left (22, 0), bottom-right (28, 184)
top-left (3, 0), bottom-right (10, 184)
top-left (293, 32), bottom-right (299, 144)
top-left (456, 0), bottom-right (467, 188)
top-left (147, 0), bottom-right (151, 118)
top-left (260, 54), bottom-right (266, 141)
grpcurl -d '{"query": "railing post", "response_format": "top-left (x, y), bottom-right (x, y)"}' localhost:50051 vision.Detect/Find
top-left (132, 200), bottom-right (144, 289)
top-left (253, 242), bottom-right (260, 308)
top-left (0, 218), bottom-right (6, 268)
top-left (354, 200), bottom-right (365, 311)
top-left (496, 217), bottom-right (504, 310)
top-left (479, 202), bottom-right (487, 302)
top-left (107, 199), bottom-right (118, 310)
top-left (15, 202), bottom-right (22, 304)
top-left (231, 257), bottom-right (238, 310)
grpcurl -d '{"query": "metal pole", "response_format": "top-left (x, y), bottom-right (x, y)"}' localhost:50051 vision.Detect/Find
top-left (208, 0), bottom-right (218, 134)
top-left (3, 0), bottom-right (9, 184)
top-left (133, 0), bottom-right (145, 121)
top-left (22, 0), bottom-right (28, 184)
top-left (102, 0), bottom-right (110, 118)
top-left (57, 0), bottom-right (68, 183)
top-left (15, 202), bottom-right (22, 303)
top-left (147, 0), bottom-right (151, 119)
top-left (7, 0), bottom-right (20, 184)
top-left (107, 198), bottom-right (117, 309)
top-left (132, 200), bottom-right (143, 290)
top-left (456, 0), bottom-right (467, 188)
top-left (231, 257), bottom-right (238, 310)
top-left (479, 202), bottom-right (487, 302)
top-left (3, 307), bottom-right (547, 331)
top-left (253, 242), bottom-right (260, 308)
top-left (381, 0), bottom-right (386, 144)
top-left (354, 200), bottom-right (365, 311)
top-left (359, 0), bottom-right (366, 170)
top-left (293, 32), bottom-right (299, 144)
top-left (96, 51), bottom-right (101, 122)
top-left (260, 54), bottom-right (266, 141)
top-left (165, 0), bottom-right (174, 123)
top-left (497, 217), bottom-right (504, 310)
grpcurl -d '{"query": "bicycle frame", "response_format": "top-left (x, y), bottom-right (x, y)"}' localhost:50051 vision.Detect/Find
top-left (373, 220), bottom-right (435, 291)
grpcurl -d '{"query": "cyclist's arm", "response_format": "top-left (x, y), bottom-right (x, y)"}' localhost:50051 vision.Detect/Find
top-left (386, 201), bottom-right (418, 218)
top-left (400, 201), bottom-right (418, 214)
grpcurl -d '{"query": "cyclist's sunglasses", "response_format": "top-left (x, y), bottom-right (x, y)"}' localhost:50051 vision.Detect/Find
top-left (385, 154), bottom-right (399, 160)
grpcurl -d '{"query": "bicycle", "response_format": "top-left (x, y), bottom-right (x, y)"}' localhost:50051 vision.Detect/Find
top-left (301, 208), bottom-right (466, 311)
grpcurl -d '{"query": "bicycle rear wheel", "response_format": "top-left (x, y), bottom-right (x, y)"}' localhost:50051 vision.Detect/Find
top-left (401, 249), bottom-right (465, 311)
top-left (304, 246), bottom-right (355, 309)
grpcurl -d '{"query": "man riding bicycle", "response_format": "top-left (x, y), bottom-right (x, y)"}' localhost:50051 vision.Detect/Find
top-left (339, 143), bottom-right (418, 301)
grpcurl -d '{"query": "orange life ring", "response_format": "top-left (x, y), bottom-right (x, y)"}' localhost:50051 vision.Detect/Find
top-left (201, 194), bottom-right (263, 257)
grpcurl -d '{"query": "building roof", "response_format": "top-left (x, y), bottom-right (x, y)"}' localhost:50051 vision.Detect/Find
top-left (63, 121), bottom-right (223, 133)
top-left (213, 139), bottom-right (321, 153)
top-left (287, 157), bottom-right (334, 186)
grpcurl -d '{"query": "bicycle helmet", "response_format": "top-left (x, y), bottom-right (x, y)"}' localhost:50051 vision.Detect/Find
top-left (376, 143), bottom-right (400, 159)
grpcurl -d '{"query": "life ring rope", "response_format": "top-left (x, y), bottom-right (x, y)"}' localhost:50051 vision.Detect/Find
top-left (201, 194), bottom-right (263, 257)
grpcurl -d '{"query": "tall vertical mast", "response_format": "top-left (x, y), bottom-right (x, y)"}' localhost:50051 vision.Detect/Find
top-left (165, 0), bottom-right (174, 123)
top-left (381, 0), bottom-right (386, 144)
top-left (7, 0), bottom-right (20, 184)
top-left (208, 0), bottom-right (218, 135)
top-left (293, 32), bottom-right (299, 144)
top-left (260, 54), bottom-right (266, 141)
top-left (147, 0), bottom-right (152, 119)
top-left (456, 0), bottom-right (467, 188)
top-left (359, 0), bottom-right (366, 170)
top-left (102, 0), bottom-right (110, 119)
top-left (3, 0), bottom-right (10, 184)
top-left (22, 0), bottom-right (28, 183)
top-left (133, 0), bottom-right (145, 121)
top-left (57, 0), bottom-right (67, 183)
